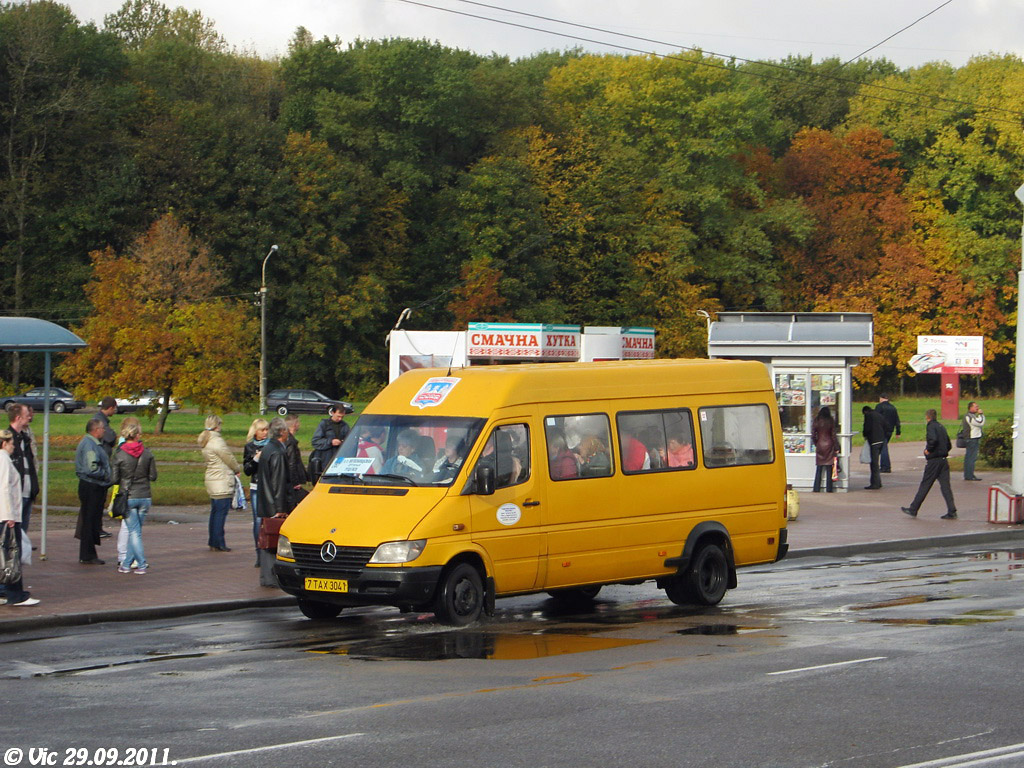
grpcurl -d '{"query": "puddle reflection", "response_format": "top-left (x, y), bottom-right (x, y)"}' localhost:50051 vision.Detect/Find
top-left (309, 631), bottom-right (654, 661)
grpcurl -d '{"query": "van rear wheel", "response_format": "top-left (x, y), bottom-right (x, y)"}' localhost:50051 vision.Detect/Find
top-left (434, 562), bottom-right (484, 626)
top-left (297, 598), bottom-right (343, 620)
top-left (664, 544), bottom-right (728, 606)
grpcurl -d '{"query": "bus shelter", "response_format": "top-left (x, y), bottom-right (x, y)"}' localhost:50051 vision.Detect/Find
top-left (0, 317), bottom-right (87, 557)
top-left (708, 312), bottom-right (874, 491)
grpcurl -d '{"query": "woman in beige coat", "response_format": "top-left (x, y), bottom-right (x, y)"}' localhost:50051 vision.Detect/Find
top-left (198, 415), bottom-right (241, 551)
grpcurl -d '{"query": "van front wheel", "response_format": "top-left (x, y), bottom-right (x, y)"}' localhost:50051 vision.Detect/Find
top-left (434, 562), bottom-right (484, 626)
top-left (664, 544), bottom-right (728, 606)
top-left (297, 598), bottom-right (343, 620)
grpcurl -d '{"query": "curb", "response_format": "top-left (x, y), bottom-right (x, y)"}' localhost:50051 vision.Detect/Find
top-left (0, 596), bottom-right (294, 635)
top-left (785, 527), bottom-right (1024, 560)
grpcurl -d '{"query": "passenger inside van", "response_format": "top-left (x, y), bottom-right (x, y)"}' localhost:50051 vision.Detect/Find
top-left (547, 430), bottom-right (579, 480)
top-left (578, 435), bottom-right (611, 476)
top-left (432, 433), bottom-right (465, 484)
top-left (665, 430), bottom-right (695, 468)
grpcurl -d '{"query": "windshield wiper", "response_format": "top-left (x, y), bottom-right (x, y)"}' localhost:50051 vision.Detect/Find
top-left (370, 473), bottom-right (418, 487)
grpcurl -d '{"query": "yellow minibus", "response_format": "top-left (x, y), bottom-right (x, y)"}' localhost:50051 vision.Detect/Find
top-left (275, 359), bottom-right (788, 624)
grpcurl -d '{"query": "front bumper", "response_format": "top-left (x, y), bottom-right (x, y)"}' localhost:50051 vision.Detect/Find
top-left (274, 560), bottom-right (444, 609)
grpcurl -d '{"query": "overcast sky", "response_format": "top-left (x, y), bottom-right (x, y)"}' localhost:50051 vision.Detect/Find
top-left (63, 0), bottom-right (1024, 69)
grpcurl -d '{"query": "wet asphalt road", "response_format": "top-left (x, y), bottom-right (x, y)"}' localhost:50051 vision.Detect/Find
top-left (3, 546), bottom-right (1024, 768)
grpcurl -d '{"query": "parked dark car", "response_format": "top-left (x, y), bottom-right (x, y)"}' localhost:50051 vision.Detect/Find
top-left (266, 389), bottom-right (353, 416)
top-left (0, 387), bottom-right (86, 413)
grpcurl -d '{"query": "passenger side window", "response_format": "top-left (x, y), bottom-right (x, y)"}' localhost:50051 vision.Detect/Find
top-left (616, 409), bottom-right (696, 474)
top-left (698, 405), bottom-right (774, 467)
top-left (474, 424), bottom-right (529, 490)
top-left (544, 414), bottom-right (613, 480)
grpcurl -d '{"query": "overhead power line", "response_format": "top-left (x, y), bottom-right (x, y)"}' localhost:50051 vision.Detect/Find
top-left (388, 0), bottom-right (1024, 126)
top-left (841, 0), bottom-right (956, 66)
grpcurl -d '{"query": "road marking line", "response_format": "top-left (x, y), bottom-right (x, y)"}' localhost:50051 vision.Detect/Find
top-left (767, 656), bottom-right (887, 676)
top-left (174, 733), bottom-right (365, 763)
top-left (895, 742), bottom-right (1024, 767)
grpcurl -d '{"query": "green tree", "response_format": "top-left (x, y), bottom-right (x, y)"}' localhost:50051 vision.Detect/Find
top-left (0, 1), bottom-right (126, 384)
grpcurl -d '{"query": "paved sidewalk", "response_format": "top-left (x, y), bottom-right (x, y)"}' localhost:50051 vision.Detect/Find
top-left (2, 440), bottom-right (1021, 632)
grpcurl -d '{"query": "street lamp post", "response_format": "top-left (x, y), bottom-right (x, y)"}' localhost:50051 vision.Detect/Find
top-left (259, 245), bottom-right (279, 416)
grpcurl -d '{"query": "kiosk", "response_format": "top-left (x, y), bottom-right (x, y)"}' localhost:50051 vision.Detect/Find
top-left (388, 323), bottom-right (655, 382)
top-left (707, 312), bottom-right (874, 491)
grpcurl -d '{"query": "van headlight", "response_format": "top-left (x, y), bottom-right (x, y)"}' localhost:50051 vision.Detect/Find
top-left (369, 539), bottom-right (426, 564)
top-left (277, 536), bottom-right (294, 560)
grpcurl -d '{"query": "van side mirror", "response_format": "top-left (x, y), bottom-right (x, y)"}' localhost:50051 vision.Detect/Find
top-left (475, 464), bottom-right (495, 496)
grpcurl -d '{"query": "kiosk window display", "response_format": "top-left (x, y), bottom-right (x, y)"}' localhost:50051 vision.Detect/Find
top-left (774, 371), bottom-right (844, 454)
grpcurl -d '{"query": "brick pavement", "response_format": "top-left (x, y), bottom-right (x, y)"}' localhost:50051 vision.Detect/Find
top-left (2, 440), bottom-right (1021, 631)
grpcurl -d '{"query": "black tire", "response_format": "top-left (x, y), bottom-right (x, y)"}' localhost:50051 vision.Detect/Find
top-left (433, 562), bottom-right (484, 626)
top-left (276, 405), bottom-right (288, 416)
top-left (664, 544), bottom-right (729, 606)
top-left (52, 401), bottom-right (66, 413)
top-left (546, 585), bottom-right (602, 603)
top-left (297, 598), bottom-right (343, 620)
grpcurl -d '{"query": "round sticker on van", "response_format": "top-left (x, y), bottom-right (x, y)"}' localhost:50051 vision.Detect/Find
top-left (496, 503), bottom-right (521, 526)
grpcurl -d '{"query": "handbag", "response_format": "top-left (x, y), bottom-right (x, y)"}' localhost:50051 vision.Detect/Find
top-left (257, 516), bottom-right (286, 550)
top-left (956, 418), bottom-right (968, 449)
top-left (0, 525), bottom-right (22, 586)
top-left (109, 447), bottom-right (137, 520)
top-left (859, 442), bottom-right (871, 464)
top-left (111, 487), bottom-right (129, 519)
top-left (831, 455), bottom-right (839, 481)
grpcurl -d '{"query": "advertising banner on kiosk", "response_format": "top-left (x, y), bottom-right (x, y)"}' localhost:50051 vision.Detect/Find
top-left (467, 323), bottom-right (581, 361)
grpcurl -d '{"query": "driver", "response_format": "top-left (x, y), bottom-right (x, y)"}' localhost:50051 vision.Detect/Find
top-left (380, 429), bottom-right (425, 481)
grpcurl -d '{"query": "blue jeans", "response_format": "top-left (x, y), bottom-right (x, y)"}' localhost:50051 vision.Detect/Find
top-left (21, 497), bottom-right (32, 532)
top-left (964, 437), bottom-right (981, 479)
top-left (880, 438), bottom-right (893, 473)
top-left (208, 497), bottom-right (231, 549)
top-left (250, 492), bottom-right (260, 549)
top-left (122, 498), bottom-right (150, 569)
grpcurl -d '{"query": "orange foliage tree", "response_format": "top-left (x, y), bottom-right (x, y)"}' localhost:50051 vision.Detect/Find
top-left (58, 213), bottom-right (257, 432)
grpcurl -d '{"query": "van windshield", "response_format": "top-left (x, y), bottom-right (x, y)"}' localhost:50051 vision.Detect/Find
top-left (321, 415), bottom-right (486, 487)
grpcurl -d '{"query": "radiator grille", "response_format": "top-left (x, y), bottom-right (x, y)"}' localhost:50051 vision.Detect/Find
top-left (291, 543), bottom-right (375, 572)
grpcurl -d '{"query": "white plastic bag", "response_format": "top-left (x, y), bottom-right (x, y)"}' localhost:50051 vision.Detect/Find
top-left (230, 475), bottom-right (247, 510)
top-left (20, 528), bottom-right (31, 566)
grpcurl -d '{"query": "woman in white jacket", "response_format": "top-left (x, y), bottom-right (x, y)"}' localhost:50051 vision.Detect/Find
top-left (198, 415), bottom-right (241, 552)
top-left (0, 428), bottom-right (38, 606)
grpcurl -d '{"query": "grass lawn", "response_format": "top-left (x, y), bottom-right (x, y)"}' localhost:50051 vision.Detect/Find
top-left (853, 395), bottom-right (1007, 473)
top-left (31, 407), bottom-right (366, 508)
top-left (852, 396), bottom-right (1007, 443)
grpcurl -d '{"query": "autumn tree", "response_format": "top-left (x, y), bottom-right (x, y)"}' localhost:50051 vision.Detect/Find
top-left (58, 213), bottom-right (257, 431)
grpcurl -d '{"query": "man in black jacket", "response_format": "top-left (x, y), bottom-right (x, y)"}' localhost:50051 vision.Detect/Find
top-left (257, 418), bottom-right (290, 519)
top-left (861, 405), bottom-right (886, 490)
top-left (875, 393), bottom-right (901, 473)
top-left (902, 409), bottom-right (957, 519)
top-left (309, 404), bottom-right (351, 480)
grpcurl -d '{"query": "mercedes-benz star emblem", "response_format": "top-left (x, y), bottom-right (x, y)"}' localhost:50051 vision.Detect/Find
top-left (320, 542), bottom-right (338, 562)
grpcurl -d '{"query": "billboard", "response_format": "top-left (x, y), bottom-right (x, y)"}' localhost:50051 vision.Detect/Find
top-left (910, 335), bottom-right (984, 374)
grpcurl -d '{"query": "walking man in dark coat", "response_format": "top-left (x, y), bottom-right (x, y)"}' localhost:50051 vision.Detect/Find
top-left (876, 393), bottom-right (901, 474)
top-left (861, 405), bottom-right (886, 490)
top-left (902, 409), bottom-right (957, 520)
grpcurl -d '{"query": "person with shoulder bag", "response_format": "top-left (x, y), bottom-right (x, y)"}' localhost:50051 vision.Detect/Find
top-left (962, 401), bottom-right (985, 481)
top-left (198, 415), bottom-right (241, 552)
top-left (256, 418), bottom-right (290, 587)
top-left (111, 422), bottom-right (158, 574)
top-left (0, 429), bottom-right (38, 606)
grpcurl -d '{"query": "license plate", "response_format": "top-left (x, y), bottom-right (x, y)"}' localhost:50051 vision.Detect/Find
top-left (305, 577), bottom-right (349, 593)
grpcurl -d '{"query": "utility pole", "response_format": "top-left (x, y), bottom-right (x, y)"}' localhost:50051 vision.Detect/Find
top-left (259, 245), bottom-right (278, 415)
